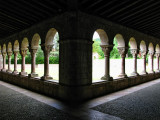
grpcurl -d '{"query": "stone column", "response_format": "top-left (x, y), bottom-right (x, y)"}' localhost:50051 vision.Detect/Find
top-left (41, 45), bottom-right (53, 80)
top-left (0, 52), bottom-right (3, 70)
top-left (100, 45), bottom-right (113, 81)
top-left (155, 53), bottom-right (160, 72)
top-left (7, 51), bottom-right (12, 73)
top-left (148, 51), bottom-right (155, 73)
top-left (13, 51), bottom-right (19, 74)
top-left (141, 50), bottom-right (148, 75)
top-left (19, 49), bottom-right (27, 76)
top-left (130, 49), bottom-right (139, 76)
top-left (1, 52), bottom-right (6, 72)
top-left (117, 47), bottom-right (127, 78)
top-left (28, 49), bottom-right (38, 77)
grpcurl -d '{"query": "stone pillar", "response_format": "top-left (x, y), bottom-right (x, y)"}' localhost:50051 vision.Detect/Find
top-left (155, 53), bottom-right (160, 72)
top-left (41, 45), bottom-right (53, 80)
top-left (1, 52), bottom-right (6, 72)
top-left (0, 52), bottom-right (3, 70)
top-left (13, 51), bottom-right (19, 74)
top-left (100, 45), bottom-right (113, 81)
top-left (117, 47), bottom-right (127, 78)
top-left (28, 49), bottom-right (38, 78)
top-left (148, 51), bottom-right (155, 73)
top-left (140, 50), bottom-right (148, 75)
top-left (130, 49), bottom-right (139, 76)
top-left (7, 51), bottom-right (12, 73)
top-left (19, 49), bottom-right (27, 76)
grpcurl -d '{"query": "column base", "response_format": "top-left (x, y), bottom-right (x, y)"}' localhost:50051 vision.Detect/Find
top-left (118, 74), bottom-right (128, 78)
top-left (131, 72), bottom-right (139, 76)
top-left (140, 71), bottom-right (148, 75)
top-left (19, 72), bottom-right (27, 76)
top-left (12, 70), bottom-right (19, 74)
top-left (101, 75), bottom-right (113, 81)
top-left (7, 69), bottom-right (12, 73)
top-left (148, 71), bottom-right (155, 74)
top-left (28, 73), bottom-right (38, 78)
top-left (41, 76), bottom-right (53, 80)
top-left (1, 69), bottom-right (6, 72)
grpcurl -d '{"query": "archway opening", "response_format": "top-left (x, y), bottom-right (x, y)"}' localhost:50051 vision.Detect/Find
top-left (45, 28), bottom-right (59, 81)
top-left (92, 29), bottom-right (109, 82)
top-left (110, 34), bottom-right (125, 78)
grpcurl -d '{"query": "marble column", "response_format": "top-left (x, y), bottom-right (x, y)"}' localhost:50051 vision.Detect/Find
top-left (28, 49), bottom-right (38, 78)
top-left (7, 51), bottom-right (12, 73)
top-left (13, 51), bottom-right (19, 74)
top-left (1, 52), bottom-right (6, 72)
top-left (100, 45), bottom-right (113, 81)
top-left (148, 51), bottom-right (154, 73)
top-left (130, 49), bottom-right (139, 76)
top-left (155, 53), bottom-right (160, 72)
top-left (41, 45), bottom-right (53, 80)
top-left (19, 49), bottom-right (27, 76)
top-left (140, 50), bottom-right (148, 75)
top-left (117, 47), bottom-right (127, 78)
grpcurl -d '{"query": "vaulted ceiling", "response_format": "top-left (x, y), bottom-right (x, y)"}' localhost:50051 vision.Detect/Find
top-left (0, 0), bottom-right (160, 39)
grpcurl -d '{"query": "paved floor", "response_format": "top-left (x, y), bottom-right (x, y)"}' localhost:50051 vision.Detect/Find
top-left (1, 79), bottom-right (160, 120)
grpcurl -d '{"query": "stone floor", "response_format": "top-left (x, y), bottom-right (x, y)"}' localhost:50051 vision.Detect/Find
top-left (1, 79), bottom-right (160, 120)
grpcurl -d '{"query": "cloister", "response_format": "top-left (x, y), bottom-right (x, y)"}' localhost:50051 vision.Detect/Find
top-left (0, 11), bottom-right (160, 102)
top-left (2, 1), bottom-right (160, 119)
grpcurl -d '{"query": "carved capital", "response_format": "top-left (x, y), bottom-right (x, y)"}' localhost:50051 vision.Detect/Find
top-left (148, 51), bottom-right (154, 57)
top-left (100, 45), bottom-right (113, 56)
top-left (7, 51), bottom-right (12, 56)
top-left (140, 50), bottom-right (147, 57)
top-left (14, 51), bottom-right (19, 56)
top-left (2, 52), bottom-right (7, 57)
top-left (21, 49), bottom-right (27, 57)
top-left (41, 44), bottom-right (54, 55)
top-left (130, 49), bottom-right (138, 57)
top-left (155, 53), bottom-right (160, 57)
top-left (118, 47), bottom-right (127, 57)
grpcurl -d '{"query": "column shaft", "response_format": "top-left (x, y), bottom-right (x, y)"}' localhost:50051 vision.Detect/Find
top-left (118, 47), bottom-right (127, 78)
top-left (100, 45), bottom-right (113, 81)
top-left (41, 45), bottom-right (53, 80)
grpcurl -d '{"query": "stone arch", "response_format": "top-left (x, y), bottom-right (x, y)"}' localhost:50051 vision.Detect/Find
top-left (114, 34), bottom-right (125, 47)
top-left (7, 42), bottom-right (12, 52)
top-left (45, 28), bottom-right (58, 45)
top-left (31, 33), bottom-right (41, 49)
top-left (129, 37), bottom-right (137, 49)
top-left (21, 37), bottom-right (29, 50)
top-left (95, 29), bottom-right (109, 45)
top-left (148, 43), bottom-right (154, 52)
top-left (140, 40), bottom-right (147, 51)
top-left (155, 44), bottom-right (160, 53)
top-left (2, 44), bottom-right (6, 53)
top-left (14, 40), bottom-right (19, 51)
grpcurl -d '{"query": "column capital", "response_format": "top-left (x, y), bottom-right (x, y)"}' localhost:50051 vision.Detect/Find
top-left (20, 49), bottom-right (27, 57)
top-left (30, 49), bottom-right (37, 54)
top-left (130, 49), bottom-right (138, 57)
top-left (140, 50), bottom-right (147, 56)
top-left (100, 45), bottom-right (113, 56)
top-left (148, 51), bottom-right (154, 56)
top-left (117, 47), bottom-right (127, 57)
top-left (13, 51), bottom-right (19, 55)
top-left (2, 52), bottom-right (7, 57)
top-left (155, 52), bottom-right (160, 57)
top-left (41, 44), bottom-right (54, 54)
top-left (7, 51), bottom-right (12, 56)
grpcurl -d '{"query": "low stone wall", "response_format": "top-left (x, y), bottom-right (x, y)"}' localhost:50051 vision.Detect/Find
top-left (0, 71), bottom-right (160, 102)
